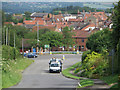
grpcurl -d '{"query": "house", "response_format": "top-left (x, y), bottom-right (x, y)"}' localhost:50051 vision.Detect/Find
top-left (80, 23), bottom-right (96, 31)
top-left (32, 25), bottom-right (56, 32)
top-left (4, 22), bottom-right (15, 26)
top-left (16, 23), bottom-right (23, 26)
top-left (23, 19), bottom-right (45, 29)
top-left (72, 30), bottom-right (92, 51)
top-left (30, 12), bottom-right (52, 19)
top-left (23, 20), bottom-right (36, 29)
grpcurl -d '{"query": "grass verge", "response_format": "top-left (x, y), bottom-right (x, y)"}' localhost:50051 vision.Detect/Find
top-left (77, 79), bottom-right (94, 88)
top-left (62, 62), bottom-right (82, 80)
top-left (100, 74), bottom-right (118, 89)
top-left (62, 62), bottom-right (94, 88)
top-left (2, 57), bottom-right (34, 88)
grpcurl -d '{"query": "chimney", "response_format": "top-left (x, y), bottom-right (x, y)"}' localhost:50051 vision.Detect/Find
top-left (83, 10), bottom-right (85, 13)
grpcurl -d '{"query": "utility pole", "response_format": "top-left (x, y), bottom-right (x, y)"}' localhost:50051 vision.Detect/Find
top-left (37, 21), bottom-right (39, 45)
top-left (22, 38), bottom-right (24, 56)
top-left (37, 21), bottom-right (39, 54)
top-left (6, 27), bottom-right (8, 45)
top-left (14, 31), bottom-right (16, 60)
top-left (14, 32), bottom-right (15, 48)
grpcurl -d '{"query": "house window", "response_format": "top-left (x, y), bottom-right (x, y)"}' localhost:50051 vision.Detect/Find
top-left (82, 39), bottom-right (84, 42)
top-left (82, 45), bottom-right (84, 49)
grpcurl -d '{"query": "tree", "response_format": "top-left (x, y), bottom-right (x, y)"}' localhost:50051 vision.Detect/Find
top-left (62, 26), bottom-right (75, 48)
top-left (112, 1), bottom-right (120, 51)
top-left (24, 11), bottom-right (31, 20)
top-left (39, 31), bottom-right (63, 48)
top-left (86, 28), bottom-right (112, 53)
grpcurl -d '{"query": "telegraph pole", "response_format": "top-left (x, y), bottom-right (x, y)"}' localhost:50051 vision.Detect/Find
top-left (37, 21), bottom-right (39, 54)
top-left (22, 38), bottom-right (24, 56)
top-left (6, 27), bottom-right (8, 45)
top-left (14, 32), bottom-right (15, 48)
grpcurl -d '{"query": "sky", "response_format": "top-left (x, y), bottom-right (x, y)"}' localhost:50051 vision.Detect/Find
top-left (1, 0), bottom-right (119, 2)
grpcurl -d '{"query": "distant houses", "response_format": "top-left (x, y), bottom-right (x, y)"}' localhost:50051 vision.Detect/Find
top-left (4, 10), bottom-right (112, 51)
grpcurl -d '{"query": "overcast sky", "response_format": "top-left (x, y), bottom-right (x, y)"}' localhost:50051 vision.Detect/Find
top-left (1, 0), bottom-right (119, 2)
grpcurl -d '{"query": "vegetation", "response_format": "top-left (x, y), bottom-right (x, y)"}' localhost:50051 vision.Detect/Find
top-left (86, 28), bottom-right (112, 53)
top-left (62, 62), bottom-right (82, 80)
top-left (62, 62), bottom-right (94, 88)
top-left (52, 5), bottom-right (112, 14)
top-left (2, 45), bottom-right (34, 88)
top-left (62, 26), bottom-right (75, 49)
top-left (77, 79), bottom-right (94, 88)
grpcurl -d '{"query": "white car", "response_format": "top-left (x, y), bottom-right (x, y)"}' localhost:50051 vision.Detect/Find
top-left (49, 62), bottom-right (61, 73)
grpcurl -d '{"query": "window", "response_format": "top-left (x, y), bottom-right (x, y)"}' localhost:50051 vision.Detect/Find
top-left (82, 39), bottom-right (84, 42)
top-left (82, 45), bottom-right (84, 49)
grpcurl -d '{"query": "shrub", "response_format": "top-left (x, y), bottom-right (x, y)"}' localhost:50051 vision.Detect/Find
top-left (82, 50), bottom-right (91, 63)
top-left (2, 45), bottom-right (20, 60)
top-left (80, 51), bottom-right (109, 78)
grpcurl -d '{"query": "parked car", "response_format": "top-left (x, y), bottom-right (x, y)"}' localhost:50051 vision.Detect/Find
top-left (27, 53), bottom-right (37, 58)
top-left (49, 62), bottom-right (61, 73)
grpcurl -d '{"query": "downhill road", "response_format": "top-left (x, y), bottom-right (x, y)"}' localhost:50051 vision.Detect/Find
top-left (11, 54), bottom-right (82, 88)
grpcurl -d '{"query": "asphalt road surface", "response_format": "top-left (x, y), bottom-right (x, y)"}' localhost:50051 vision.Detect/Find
top-left (11, 54), bottom-right (82, 88)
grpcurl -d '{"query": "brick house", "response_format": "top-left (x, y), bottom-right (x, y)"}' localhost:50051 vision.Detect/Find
top-left (72, 30), bottom-right (92, 51)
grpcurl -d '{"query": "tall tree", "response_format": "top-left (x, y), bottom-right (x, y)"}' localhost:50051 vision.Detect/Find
top-left (62, 26), bottom-right (75, 48)
top-left (112, 1), bottom-right (120, 51)
top-left (86, 28), bottom-right (112, 53)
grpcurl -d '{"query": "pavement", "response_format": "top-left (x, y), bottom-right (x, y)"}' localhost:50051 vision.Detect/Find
top-left (10, 54), bottom-right (82, 88)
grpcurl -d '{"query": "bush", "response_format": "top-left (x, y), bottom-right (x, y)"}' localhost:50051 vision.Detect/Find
top-left (2, 45), bottom-right (20, 60)
top-left (78, 51), bottom-right (109, 78)
top-left (82, 50), bottom-right (91, 63)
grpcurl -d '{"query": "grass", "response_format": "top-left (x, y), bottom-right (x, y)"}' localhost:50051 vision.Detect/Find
top-left (62, 62), bottom-right (82, 79)
top-left (2, 57), bottom-right (34, 88)
top-left (77, 79), bottom-right (94, 88)
top-left (62, 62), bottom-right (94, 88)
top-left (100, 74), bottom-right (119, 89)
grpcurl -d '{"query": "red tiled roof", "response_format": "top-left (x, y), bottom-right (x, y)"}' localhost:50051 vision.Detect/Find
top-left (84, 14), bottom-right (91, 20)
top-left (4, 22), bottom-right (14, 25)
top-left (81, 23), bottom-right (96, 31)
top-left (17, 23), bottom-right (23, 25)
top-left (72, 30), bottom-right (91, 38)
top-left (69, 19), bottom-right (78, 22)
top-left (34, 17), bottom-right (43, 21)
top-left (23, 20), bottom-right (45, 25)
top-left (32, 25), bottom-right (56, 31)
top-left (24, 20), bottom-right (36, 25)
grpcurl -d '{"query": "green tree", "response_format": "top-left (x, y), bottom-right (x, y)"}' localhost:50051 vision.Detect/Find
top-left (112, 1), bottom-right (120, 51)
top-left (39, 31), bottom-right (63, 48)
top-left (86, 28), bottom-right (112, 53)
top-left (24, 11), bottom-right (31, 20)
top-left (62, 26), bottom-right (75, 48)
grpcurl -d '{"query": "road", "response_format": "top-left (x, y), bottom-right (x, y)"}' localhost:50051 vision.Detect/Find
top-left (11, 54), bottom-right (82, 88)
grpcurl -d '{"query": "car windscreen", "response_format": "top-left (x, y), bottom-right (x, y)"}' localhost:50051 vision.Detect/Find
top-left (50, 64), bottom-right (59, 67)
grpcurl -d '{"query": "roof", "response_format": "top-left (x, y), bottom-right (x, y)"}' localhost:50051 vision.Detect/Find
top-left (68, 19), bottom-right (78, 22)
top-left (31, 12), bottom-right (48, 17)
top-left (72, 30), bottom-right (91, 38)
top-left (33, 25), bottom-right (56, 31)
top-left (24, 20), bottom-right (36, 25)
top-left (4, 22), bottom-right (15, 25)
top-left (23, 20), bottom-right (44, 25)
top-left (81, 23), bottom-right (96, 31)
top-left (17, 23), bottom-right (23, 26)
